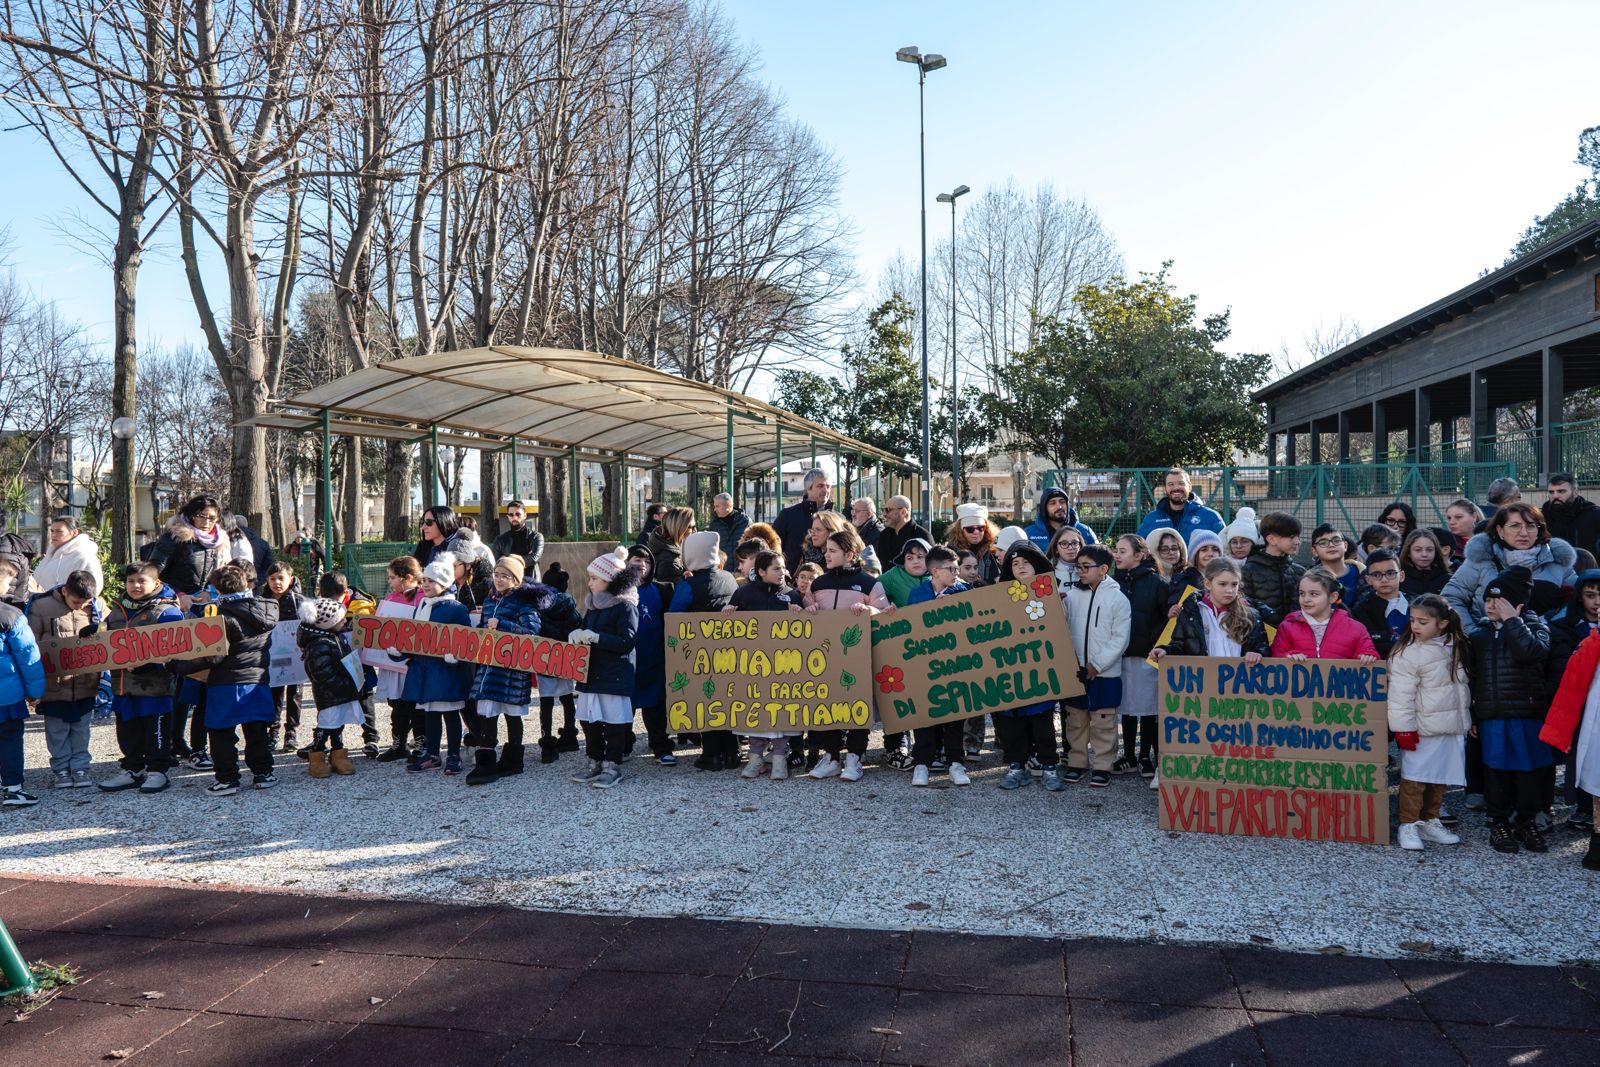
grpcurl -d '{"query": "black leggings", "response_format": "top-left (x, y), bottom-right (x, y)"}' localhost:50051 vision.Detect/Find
top-left (640, 704), bottom-right (672, 756)
top-left (997, 714), bottom-right (1058, 767)
top-left (911, 723), bottom-right (963, 767)
top-left (1121, 715), bottom-right (1158, 760)
top-left (422, 711), bottom-right (463, 758)
top-left (582, 720), bottom-right (631, 763)
top-left (471, 712), bottom-right (525, 749)
top-left (389, 700), bottom-right (419, 747)
top-left (540, 695), bottom-right (576, 738)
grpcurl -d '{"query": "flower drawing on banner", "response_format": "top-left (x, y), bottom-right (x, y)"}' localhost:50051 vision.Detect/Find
top-left (1025, 600), bottom-right (1046, 620)
top-left (1007, 581), bottom-right (1029, 603)
top-left (875, 665), bottom-right (905, 694)
top-left (1029, 575), bottom-right (1054, 599)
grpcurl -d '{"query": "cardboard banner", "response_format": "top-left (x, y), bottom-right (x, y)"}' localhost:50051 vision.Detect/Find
top-left (869, 575), bottom-right (1082, 732)
top-left (349, 615), bottom-right (590, 683)
top-left (36, 617), bottom-right (229, 680)
top-left (362, 600), bottom-right (415, 671)
top-left (1156, 656), bottom-right (1389, 844)
top-left (267, 621), bottom-right (309, 688)
top-left (664, 611), bottom-right (873, 732)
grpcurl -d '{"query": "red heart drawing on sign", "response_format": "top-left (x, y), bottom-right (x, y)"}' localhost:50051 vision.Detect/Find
top-left (195, 620), bottom-right (225, 647)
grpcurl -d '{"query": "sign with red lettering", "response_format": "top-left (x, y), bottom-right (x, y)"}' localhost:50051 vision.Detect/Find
top-left (348, 616), bottom-right (590, 683)
top-left (1156, 656), bottom-right (1389, 845)
top-left (36, 618), bottom-right (230, 680)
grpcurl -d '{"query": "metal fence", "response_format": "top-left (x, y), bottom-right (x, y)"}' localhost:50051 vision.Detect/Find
top-left (1557, 418), bottom-right (1600, 483)
top-left (342, 542), bottom-right (412, 597)
top-left (1041, 462), bottom-right (1515, 552)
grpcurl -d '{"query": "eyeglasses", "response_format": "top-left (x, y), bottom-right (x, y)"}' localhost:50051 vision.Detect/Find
top-left (1157, 543), bottom-right (1180, 552)
top-left (1383, 518), bottom-right (1407, 529)
top-left (1079, 561), bottom-right (1105, 570)
top-left (1367, 569), bottom-right (1400, 579)
top-left (421, 518), bottom-right (437, 527)
top-left (1501, 521), bottom-right (1535, 534)
top-left (1313, 536), bottom-right (1344, 547)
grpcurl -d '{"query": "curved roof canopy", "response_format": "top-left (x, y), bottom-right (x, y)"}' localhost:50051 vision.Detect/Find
top-left (260, 345), bottom-right (908, 473)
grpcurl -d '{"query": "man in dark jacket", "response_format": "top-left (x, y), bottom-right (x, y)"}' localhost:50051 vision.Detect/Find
top-left (708, 493), bottom-right (749, 571)
top-left (0, 531), bottom-right (37, 607)
top-left (874, 495), bottom-right (931, 569)
top-left (1238, 511), bottom-right (1305, 629)
top-left (633, 504), bottom-right (667, 547)
top-left (1543, 474), bottom-right (1600, 558)
top-left (1024, 486), bottom-right (1097, 550)
top-left (491, 500), bottom-right (546, 569)
top-left (775, 467), bottom-right (832, 573)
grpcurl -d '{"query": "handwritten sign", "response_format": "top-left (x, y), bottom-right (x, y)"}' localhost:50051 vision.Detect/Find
top-left (349, 616), bottom-right (590, 683)
top-left (1157, 656), bottom-right (1389, 845)
top-left (267, 621), bottom-right (308, 688)
top-left (663, 612), bottom-right (872, 732)
top-left (36, 617), bottom-right (229, 680)
top-left (869, 576), bottom-right (1082, 732)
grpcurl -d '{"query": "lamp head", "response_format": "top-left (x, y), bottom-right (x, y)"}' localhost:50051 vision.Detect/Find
top-left (952, 184), bottom-right (970, 198)
top-left (111, 416), bottom-right (136, 441)
top-left (895, 46), bottom-right (921, 63)
top-left (936, 193), bottom-right (952, 204)
top-left (921, 54), bottom-right (947, 72)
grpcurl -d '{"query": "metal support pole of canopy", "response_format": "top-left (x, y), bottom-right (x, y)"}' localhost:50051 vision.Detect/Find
top-left (569, 446), bottom-right (582, 538)
top-left (319, 409), bottom-right (333, 554)
top-left (774, 423), bottom-right (783, 522)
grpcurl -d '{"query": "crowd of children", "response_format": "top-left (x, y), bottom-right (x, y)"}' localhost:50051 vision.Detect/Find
top-left (1, 476), bottom-right (1597, 873)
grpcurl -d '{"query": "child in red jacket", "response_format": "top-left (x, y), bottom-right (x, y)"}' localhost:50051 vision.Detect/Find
top-left (1270, 567), bottom-right (1379, 662)
top-left (1542, 630), bottom-right (1600, 870)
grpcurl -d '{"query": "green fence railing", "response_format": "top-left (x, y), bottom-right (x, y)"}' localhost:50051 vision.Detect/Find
top-left (1479, 429), bottom-right (1541, 482)
top-left (1556, 418), bottom-right (1600, 483)
top-left (343, 542), bottom-right (413, 598)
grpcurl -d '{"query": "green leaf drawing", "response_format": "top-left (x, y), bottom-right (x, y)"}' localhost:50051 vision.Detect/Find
top-left (666, 635), bottom-right (678, 650)
top-left (702, 679), bottom-right (717, 699)
top-left (840, 625), bottom-right (862, 649)
top-left (840, 670), bottom-right (856, 690)
top-left (670, 671), bottom-right (689, 692)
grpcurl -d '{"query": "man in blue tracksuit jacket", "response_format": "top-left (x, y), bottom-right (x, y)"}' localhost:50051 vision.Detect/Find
top-left (1135, 468), bottom-right (1224, 543)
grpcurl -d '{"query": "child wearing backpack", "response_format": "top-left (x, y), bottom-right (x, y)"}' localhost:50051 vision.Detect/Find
top-left (296, 596), bottom-right (364, 779)
top-left (1387, 593), bottom-right (1471, 851)
top-left (567, 547), bottom-right (639, 790)
top-left (0, 559), bottom-right (45, 807)
top-left (100, 562), bottom-right (183, 795)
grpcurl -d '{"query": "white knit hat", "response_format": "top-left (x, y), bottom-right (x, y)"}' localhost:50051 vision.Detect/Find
top-left (682, 530), bottom-right (721, 572)
top-left (587, 545), bottom-right (630, 583)
top-left (1221, 506), bottom-right (1260, 545)
top-left (297, 596), bottom-right (346, 630)
top-left (422, 551), bottom-right (458, 590)
top-left (995, 525), bottom-right (1030, 554)
top-left (955, 502), bottom-right (989, 527)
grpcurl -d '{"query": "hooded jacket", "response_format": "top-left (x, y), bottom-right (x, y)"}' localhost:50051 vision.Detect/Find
top-left (1238, 548), bottom-right (1306, 629)
top-left (296, 610), bottom-right (362, 710)
top-left (0, 532), bottom-right (38, 608)
top-left (1387, 638), bottom-right (1472, 738)
top-left (468, 581), bottom-right (545, 706)
top-left (1443, 532), bottom-right (1577, 633)
top-left (187, 593), bottom-right (279, 687)
top-left (147, 516), bottom-right (226, 596)
top-left (807, 565), bottom-right (890, 613)
top-left (1542, 630), bottom-right (1600, 754)
top-left (1269, 608), bottom-right (1378, 660)
top-left (399, 592), bottom-right (474, 704)
top-left (645, 527), bottom-right (686, 585)
top-left (1113, 559), bottom-right (1169, 659)
top-left (1064, 575), bottom-right (1132, 677)
top-left (1544, 570), bottom-right (1600, 703)
top-left (27, 587), bottom-right (107, 703)
top-left (0, 600), bottom-right (45, 708)
top-left (105, 584), bottom-right (184, 698)
top-left (33, 532), bottom-right (104, 598)
top-left (1468, 611), bottom-right (1551, 722)
top-left (1136, 492), bottom-right (1224, 541)
top-left (730, 579), bottom-right (799, 612)
top-left (577, 571), bottom-right (639, 697)
top-left (1024, 487), bottom-right (1098, 551)
top-left (669, 532), bottom-right (738, 614)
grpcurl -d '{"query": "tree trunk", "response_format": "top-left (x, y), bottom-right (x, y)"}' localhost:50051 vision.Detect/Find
top-left (479, 449), bottom-right (500, 537)
top-left (110, 216), bottom-right (141, 564)
top-left (384, 441), bottom-right (412, 540)
top-left (341, 437), bottom-right (363, 544)
top-left (550, 458), bottom-right (569, 538)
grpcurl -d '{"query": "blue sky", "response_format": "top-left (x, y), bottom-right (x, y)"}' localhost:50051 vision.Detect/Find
top-left (1, 1), bottom-right (1594, 375)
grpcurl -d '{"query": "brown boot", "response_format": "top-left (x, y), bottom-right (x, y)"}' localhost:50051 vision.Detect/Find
top-left (308, 751), bottom-right (332, 779)
top-left (328, 748), bottom-right (356, 776)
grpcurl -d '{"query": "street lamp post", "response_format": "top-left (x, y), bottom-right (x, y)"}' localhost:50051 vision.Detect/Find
top-left (896, 45), bottom-right (946, 525)
top-left (935, 184), bottom-right (968, 510)
top-left (110, 414), bottom-right (136, 564)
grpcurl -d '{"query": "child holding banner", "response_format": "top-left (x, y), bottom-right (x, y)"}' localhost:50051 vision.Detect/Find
top-left (260, 562), bottom-right (305, 753)
top-left (26, 570), bottom-right (106, 789)
top-left (1152, 558), bottom-right (1269, 664)
top-left (1387, 594), bottom-right (1470, 851)
top-left (402, 553), bottom-right (475, 775)
top-left (1542, 627), bottom-right (1600, 869)
top-left (1062, 545), bottom-right (1131, 786)
top-left (465, 556), bottom-right (542, 784)
top-left (296, 597), bottom-right (364, 779)
top-left (729, 549), bottom-right (803, 780)
top-left (906, 545), bottom-right (974, 787)
top-left (806, 527), bottom-right (890, 782)
top-left (99, 563), bottom-right (184, 794)
top-left (1269, 569), bottom-right (1379, 662)
top-left (992, 546), bottom-right (1065, 791)
top-left (628, 545), bottom-right (678, 765)
top-left (374, 557), bottom-right (424, 762)
top-left (535, 563), bottom-right (584, 763)
top-left (1112, 535), bottom-right (1169, 778)
top-left (672, 532), bottom-right (740, 771)
top-left (187, 564), bottom-right (280, 796)
top-left (876, 537), bottom-right (931, 770)
top-left (567, 547), bottom-right (639, 789)
top-left (0, 559), bottom-right (46, 807)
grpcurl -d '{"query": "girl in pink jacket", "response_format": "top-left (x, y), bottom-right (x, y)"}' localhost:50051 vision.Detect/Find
top-left (1270, 568), bottom-right (1379, 662)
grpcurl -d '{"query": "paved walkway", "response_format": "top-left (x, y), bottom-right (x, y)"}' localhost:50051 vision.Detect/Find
top-left (2, 874), bottom-right (1597, 1066)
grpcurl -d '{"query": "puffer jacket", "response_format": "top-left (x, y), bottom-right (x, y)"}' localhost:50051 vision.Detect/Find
top-left (147, 516), bottom-right (226, 596)
top-left (455, 556), bottom-right (493, 615)
top-left (0, 601), bottom-right (45, 707)
top-left (1269, 609), bottom-right (1377, 660)
top-left (296, 618), bottom-right (361, 710)
top-left (27, 588), bottom-right (107, 702)
top-left (187, 593), bottom-right (279, 686)
top-left (633, 578), bottom-right (674, 705)
top-left (577, 592), bottom-right (638, 697)
top-left (669, 568), bottom-right (738, 613)
top-left (731, 580), bottom-right (799, 612)
top-left (1064, 576), bottom-right (1131, 677)
top-left (1467, 612), bottom-right (1551, 722)
top-left (105, 585), bottom-right (184, 698)
top-left (1238, 549), bottom-right (1305, 629)
top-left (1443, 533), bottom-right (1577, 633)
top-left (1542, 631), bottom-right (1600, 753)
top-left (1386, 638), bottom-right (1472, 737)
top-left (806, 565), bottom-right (890, 613)
top-left (645, 528), bottom-right (685, 585)
top-left (399, 593), bottom-right (474, 704)
top-left (469, 583), bottom-right (544, 706)
top-left (1159, 596), bottom-right (1270, 658)
top-left (1113, 560), bottom-right (1169, 659)
top-left (259, 579), bottom-right (305, 634)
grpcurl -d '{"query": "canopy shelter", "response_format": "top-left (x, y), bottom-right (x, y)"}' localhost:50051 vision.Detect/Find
top-left (249, 345), bottom-right (916, 549)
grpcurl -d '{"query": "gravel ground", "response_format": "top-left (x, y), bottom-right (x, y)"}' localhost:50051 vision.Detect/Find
top-left (2, 716), bottom-right (1594, 967)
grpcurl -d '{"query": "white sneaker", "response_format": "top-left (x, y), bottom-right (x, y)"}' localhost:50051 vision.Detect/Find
top-left (770, 753), bottom-right (788, 781)
top-left (840, 753), bottom-right (864, 782)
top-left (1417, 818), bottom-right (1460, 845)
top-left (740, 755), bottom-right (763, 779)
top-left (808, 754), bottom-right (841, 779)
top-left (1149, 769), bottom-right (1160, 790)
top-left (97, 769), bottom-right (144, 792)
top-left (911, 765), bottom-right (930, 787)
top-left (1397, 822), bottom-right (1424, 851)
top-left (948, 762), bottom-right (971, 787)
top-left (138, 771), bottom-right (170, 794)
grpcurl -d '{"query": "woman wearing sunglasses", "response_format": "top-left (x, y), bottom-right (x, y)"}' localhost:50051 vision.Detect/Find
top-left (413, 505), bottom-right (464, 570)
top-left (947, 503), bottom-right (1000, 587)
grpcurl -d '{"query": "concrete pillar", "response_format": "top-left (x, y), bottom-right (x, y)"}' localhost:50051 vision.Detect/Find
top-left (1541, 347), bottom-right (1565, 478)
top-left (1469, 371), bottom-right (1491, 464)
top-left (1414, 386), bottom-right (1432, 465)
top-left (1372, 401), bottom-right (1389, 465)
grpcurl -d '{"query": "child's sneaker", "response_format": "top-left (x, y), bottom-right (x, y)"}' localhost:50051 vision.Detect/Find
top-left (570, 759), bottom-right (602, 784)
top-left (1025, 756), bottom-right (1045, 777)
top-left (280, 729), bottom-right (298, 753)
top-left (590, 762), bottom-right (622, 789)
top-left (770, 753), bottom-right (788, 781)
top-left (808, 754), bottom-right (842, 779)
top-left (1397, 821), bottom-right (1424, 851)
top-left (1043, 766), bottom-right (1065, 792)
top-left (376, 744), bottom-right (408, 763)
top-left (840, 754), bottom-right (864, 782)
top-left (1138, 757), bottom-right (1156, 779)
top-left (885, 748), bottom-right (913, 771)
top-left (999, 764), bottom-right (1030, 790)
top-left (188, 750), bottom-right (214, 770)
top-left (739, 756), bottom-right (764, 780)
top-left (1514, 821), bottom-right (1548, 853)
top-left (1417, 819), bottom-right (1459, 845)
top-left (98, 769), bottom-right (145, 792)
top-left (1489, 823), bottom-right (1519, 853)
top-left (656, 753), bottom-right (678, 766)
top-left (948, 762), bottom-right (970, 787)
top-left (443, 755), bottom-right (463, 776)
top-left (139, 772), bottom-right (170, 794)
top-left (1062, 768), bottom-right (1084, 785)
top-left (253, 772), bottom-right (278, 789)
top-left (1110, 756), bottom-right (1138, 775)
top-left (929, 755), bottom-right (950, 772)
top-left (912, 765), bottom-right (931, 787)
top-left (1089, 770), bottom-right (1111, 788)
top-left (207, 780), bottom-right (239, 797)
top-left (407, 753), bottom-right (441, 773)
top-left (70, 769), bottom-right (93, 788)
top-left (363, 743), bottom-right (380, 760)
top-left (2, 786), bottom-right (39, 807)
top-left (51, 769), bottom-right (73, 789)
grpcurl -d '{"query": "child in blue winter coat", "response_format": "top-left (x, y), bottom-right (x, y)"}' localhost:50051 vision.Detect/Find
top-left (534, 563), bottom-right (584, 762)
top-left (0, 559), bottom-right (46, 807)
top-left (403, 552), bottom-right (475, 775)
top-left (99, 562), bottom-right (184, 795)
top-left (465, 555), bottom-right (541, 784)
top-left (567, 547), bottom-right (639, 790)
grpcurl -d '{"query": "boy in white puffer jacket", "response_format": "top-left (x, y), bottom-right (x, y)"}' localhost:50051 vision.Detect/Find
top-left (1062, 544), bottom-right (1131, 786)
top-left (1386, 593), bottom-right (1471, 850)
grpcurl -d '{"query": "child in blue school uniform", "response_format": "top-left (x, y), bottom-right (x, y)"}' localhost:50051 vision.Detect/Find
top-left (181, 564), bottom-right (280, 796)
top-left (99, 562), bottom-right (184, 794)
top-left (566, 547), bottom-right (639, 790)
top-left (0, 559), bottom-right (46, 807)
top-left (402, 552), bottom-right (475, 774)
